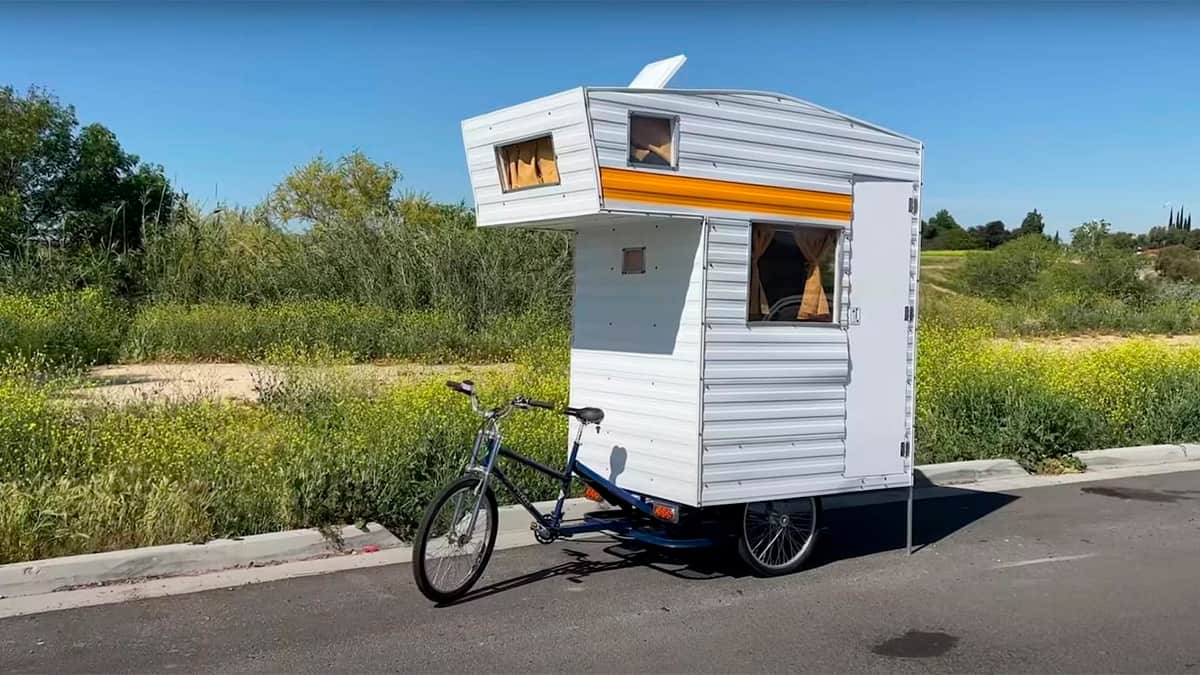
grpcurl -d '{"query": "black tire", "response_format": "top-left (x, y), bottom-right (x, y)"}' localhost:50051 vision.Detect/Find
top-left (413, 475), bottom-right (499, 603)
top-left (735, 496), bottom-right (821, 576)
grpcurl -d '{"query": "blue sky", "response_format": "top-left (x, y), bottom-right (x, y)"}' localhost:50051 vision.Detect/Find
top-left (3, 2), bottom-right (1199, 237)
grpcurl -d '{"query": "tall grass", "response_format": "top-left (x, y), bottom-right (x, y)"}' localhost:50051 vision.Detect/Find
top-left (122, 302), bottom-right (560, 363)
top-left (0, 336), bottom-right (569, 564)
top-left (138, 201), bottom-right (573, 324)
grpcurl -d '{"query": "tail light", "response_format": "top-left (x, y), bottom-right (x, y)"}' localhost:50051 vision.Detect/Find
top-left (650, 501), bottom-right (679, 523)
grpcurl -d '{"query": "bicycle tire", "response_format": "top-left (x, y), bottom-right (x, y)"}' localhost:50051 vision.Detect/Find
top-left (413, 475), bottom-right (499, 603)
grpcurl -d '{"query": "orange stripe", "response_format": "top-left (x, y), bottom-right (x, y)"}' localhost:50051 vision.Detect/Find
top-left (599, 168), bottom-right (852, 222)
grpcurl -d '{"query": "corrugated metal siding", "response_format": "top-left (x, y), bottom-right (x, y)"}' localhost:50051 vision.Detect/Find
top-left (700, 218), bottom-right (850, 505)
top-left (461, 88), bottom-right (600, 227)
top-left (570, 218), bottom-right (704, 506)
top-left (586, 90), bottom-right (921, 212)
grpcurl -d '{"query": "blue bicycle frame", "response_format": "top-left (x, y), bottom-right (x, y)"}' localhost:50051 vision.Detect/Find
top-left (463, 407), bottom-right (713, 548)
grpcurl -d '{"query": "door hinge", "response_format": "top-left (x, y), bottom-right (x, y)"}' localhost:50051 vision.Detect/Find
top-left (900, 441), bottom-right (910, 458)
top-left (903, 305), bottom-right (914, 322)
top-left (908, 196), bottom-right (919, 215)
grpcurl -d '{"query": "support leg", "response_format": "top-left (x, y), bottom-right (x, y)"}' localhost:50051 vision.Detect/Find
top-left (905, 482), bottom-right (914, 555)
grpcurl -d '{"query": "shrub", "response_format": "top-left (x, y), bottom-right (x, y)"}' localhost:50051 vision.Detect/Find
top-left (959, 235), bottom-right (1060, 299)
top-left (0, 289), bottom-right (128, 364)
top-left (1074, 245), bottom-right (1149, 301)
top-left (916, 327), bottom-right (1200, 467)
top-left (138, 203), bottom-right (574, 322)
top-left (1155, 245), bottom-right (1200, 282)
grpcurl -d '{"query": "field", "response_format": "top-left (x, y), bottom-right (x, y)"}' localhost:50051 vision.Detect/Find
top-left (2, 213), bottom-right (1199, 565)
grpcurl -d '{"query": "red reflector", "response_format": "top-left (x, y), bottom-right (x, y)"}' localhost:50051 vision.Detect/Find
top-left (652, 503), bottom-right (678, 523)
top-left (583, 486), bottom-right (603, 503)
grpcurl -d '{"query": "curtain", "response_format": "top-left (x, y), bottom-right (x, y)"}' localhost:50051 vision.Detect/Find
top-left (629, 116), bottom-right (673, 166)
top-left (513, 141), bottom-right (539, 188)
top-left (749, 225), bottom-right (775, 318)
top-left (505, 137), bottom-right (557, 190)
top-left (535, 136), bottom-right (559, 184)
top-left (792, 228), bottom-right (836, 321)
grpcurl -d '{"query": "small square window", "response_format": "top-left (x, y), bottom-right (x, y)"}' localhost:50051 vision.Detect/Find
top-left (622, 247), bottom-right (646, 274)
top-left (749, 224), bottom-right (839, 323)
top-left (628, 114), bottom-right (677, 168)
top-left (496, 135), bottom-right (559, 192)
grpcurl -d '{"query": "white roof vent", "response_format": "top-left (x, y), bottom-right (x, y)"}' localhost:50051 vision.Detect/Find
top-left (627, 54), bottom-right (687, 89)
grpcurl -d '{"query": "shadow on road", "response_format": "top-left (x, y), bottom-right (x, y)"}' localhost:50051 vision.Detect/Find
top-left (442, 487), bottom-right (1018, 607)
top-left (810, 487), bottom-right (1019, 569)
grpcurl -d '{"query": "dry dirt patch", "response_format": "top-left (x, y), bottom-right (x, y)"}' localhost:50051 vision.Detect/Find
top-left (996, 334), bottom-right (1200, 351)
top-left (77, 362), bottom-right (515, 404)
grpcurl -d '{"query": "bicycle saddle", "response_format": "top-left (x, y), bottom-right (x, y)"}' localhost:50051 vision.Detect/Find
top-left (564, 406), bottom-right (604, 424)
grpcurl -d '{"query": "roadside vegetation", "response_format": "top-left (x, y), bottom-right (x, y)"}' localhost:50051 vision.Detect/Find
top-left (1, 84), bottom-right (1199, 563)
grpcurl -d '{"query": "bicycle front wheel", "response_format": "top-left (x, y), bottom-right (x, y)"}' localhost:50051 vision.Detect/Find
top-left (412, 475), bottom-right (499, 603)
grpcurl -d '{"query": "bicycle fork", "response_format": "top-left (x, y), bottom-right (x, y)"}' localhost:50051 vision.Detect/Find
top-left (458, 420), bottom-right (502, 541)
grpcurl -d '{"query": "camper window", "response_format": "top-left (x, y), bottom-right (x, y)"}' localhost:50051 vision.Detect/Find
top-left (496, 135), bottom-right (559, 192)
top-left (628, 114), bottom-right (677, 168)
top-left (748, 224), bottom-right (838, 323)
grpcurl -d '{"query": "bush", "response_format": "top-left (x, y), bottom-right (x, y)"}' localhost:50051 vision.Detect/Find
top-left (924, 227), bottom-right (982, 251)
top-left (1074, 245), bottom-right (1149, 301)
top-left (138, 203), bottom-right (574, 323)
top-left (122, 301), bottom-right (556, 363)
top-left (1155, 245), bottom-right (1200, 282)
top-left (916, 327), bottom-right (1200, 467)
top-left (0, 289), bottom-right (128, 364)
top-left (959, 235), bottom-right (1060, 299)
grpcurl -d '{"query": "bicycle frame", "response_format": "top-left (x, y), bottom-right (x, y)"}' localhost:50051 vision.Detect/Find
top-left (463, 412), bottom-right (588, 537)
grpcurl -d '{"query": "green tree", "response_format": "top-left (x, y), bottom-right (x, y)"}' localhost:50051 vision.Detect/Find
top-left (0, 86), bottom-right (76, 250)
top-left (60, 124), bottom-right (172, 251)
top-left (0, 85), bottom-right (173, 254)
top-left (921, 209), bottom-right (959, 240)
top-left (1070, 219), bottom-right (1113, 255)
top-left (1016, 209), bottom-right (1046, 237)
top-left (925, 227), bottom-right (983, 251)
top-left (269, 151), bottom-right (399, 227)
top-left (969, 220), bottom-right (1011, 249)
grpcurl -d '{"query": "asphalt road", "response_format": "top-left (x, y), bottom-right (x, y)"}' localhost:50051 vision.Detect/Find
top-left (3, 471), bottom-right (1199, 674)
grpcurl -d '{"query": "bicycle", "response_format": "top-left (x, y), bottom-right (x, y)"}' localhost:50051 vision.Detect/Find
top-left (413, 380), bottom-right (821, 603)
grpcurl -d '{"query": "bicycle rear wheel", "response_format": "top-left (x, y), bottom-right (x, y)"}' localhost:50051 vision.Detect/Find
top-left (413, 475), bottom-right (499, 603)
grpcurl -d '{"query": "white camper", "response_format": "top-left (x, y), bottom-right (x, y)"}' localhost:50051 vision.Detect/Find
top-left (461, 56), bottom-right (923, 514)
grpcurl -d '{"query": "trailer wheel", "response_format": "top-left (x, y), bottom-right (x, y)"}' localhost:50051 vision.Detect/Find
top-left (736, 496), bottom-right (820, 576)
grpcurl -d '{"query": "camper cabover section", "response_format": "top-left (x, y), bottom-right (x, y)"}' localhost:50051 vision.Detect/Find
top-left (461, 88), bottom-right (600, 228)
top-left (586, 88), bottom-right (921, 220)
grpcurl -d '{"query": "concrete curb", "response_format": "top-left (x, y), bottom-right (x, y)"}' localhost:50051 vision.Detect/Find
top-left (915, 458), bottom-right (1028, 486)
top-left (0, 523), bottom-right (401, 600)
top-left (1073, 444), bottom-right (1190, 469)
top-left (2, 444), bottom-right (1198, 602)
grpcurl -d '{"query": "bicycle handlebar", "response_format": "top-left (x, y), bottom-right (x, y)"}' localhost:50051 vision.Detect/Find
top-left (447, 381), bottom-right (556, 418)
top-left (521, 398), bottom-right (555, 410)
